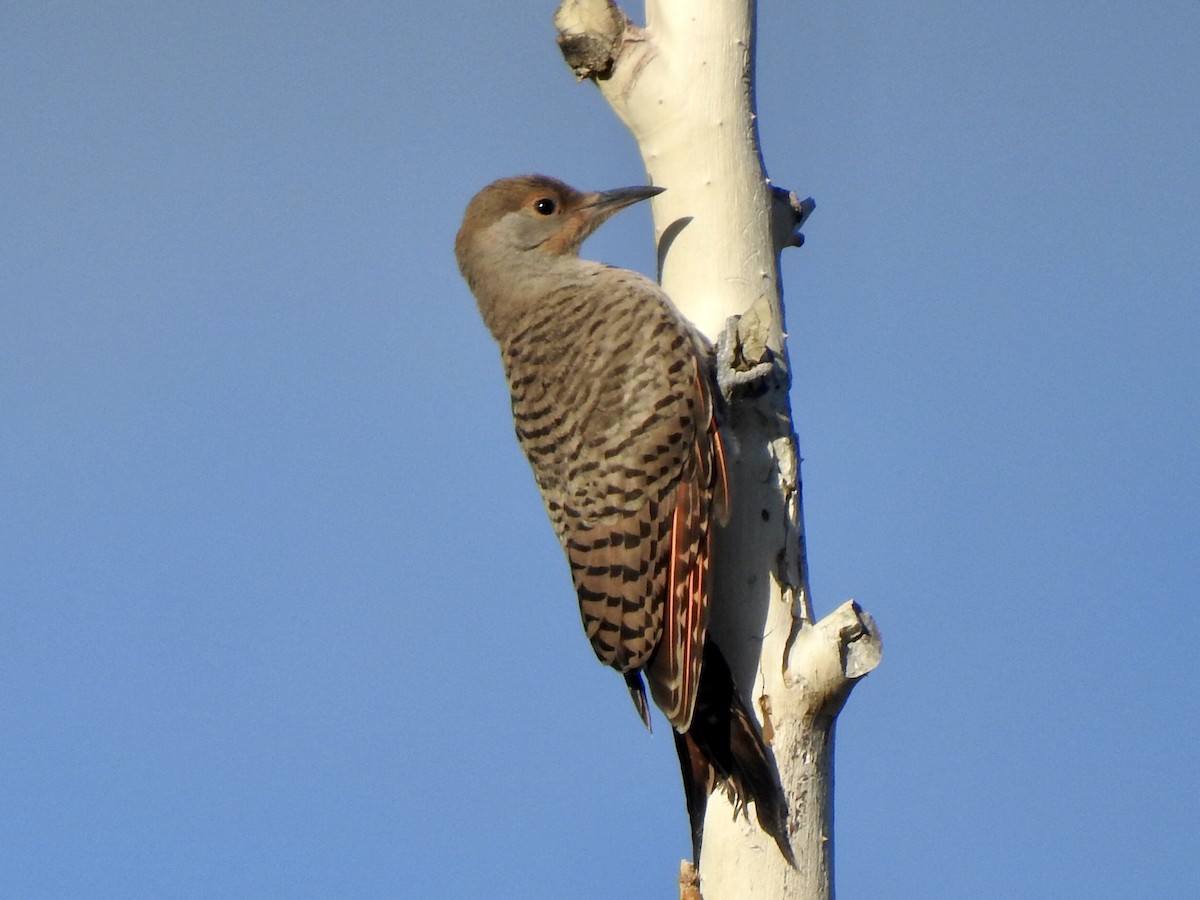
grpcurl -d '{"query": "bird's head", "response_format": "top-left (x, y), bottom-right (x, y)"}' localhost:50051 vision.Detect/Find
top-left (455, 174), bottom-right (663, 340)
top-left (455, 174), bottom-right (663, 268)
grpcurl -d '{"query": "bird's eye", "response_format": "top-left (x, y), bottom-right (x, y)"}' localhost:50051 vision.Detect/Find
top-left (533, 197), bottom-right (556, 215)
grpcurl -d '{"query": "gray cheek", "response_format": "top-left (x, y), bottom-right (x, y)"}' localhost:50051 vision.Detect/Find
top-left (500, 211), bottom-right (555, 250)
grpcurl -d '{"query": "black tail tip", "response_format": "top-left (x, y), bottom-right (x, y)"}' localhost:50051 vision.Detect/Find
top-left (672, 641), bottom-right (795, 866)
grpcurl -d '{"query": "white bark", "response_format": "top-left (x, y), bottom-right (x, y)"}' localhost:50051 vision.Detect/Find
top-left (554, 2), bottom-right (882, 898)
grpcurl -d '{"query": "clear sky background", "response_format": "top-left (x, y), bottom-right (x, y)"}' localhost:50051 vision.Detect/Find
top-left (3, 2), bottom-right (1197, 897)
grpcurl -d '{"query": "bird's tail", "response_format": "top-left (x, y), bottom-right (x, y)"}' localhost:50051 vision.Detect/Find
top-left (673, 639), bottom-right (793, 865)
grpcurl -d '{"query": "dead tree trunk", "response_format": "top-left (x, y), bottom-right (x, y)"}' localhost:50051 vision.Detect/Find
top-left (553, 2), bottom-right (883, 897)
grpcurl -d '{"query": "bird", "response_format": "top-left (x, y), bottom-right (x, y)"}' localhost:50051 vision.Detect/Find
top-left (455, 174), bottom-right (789, 861)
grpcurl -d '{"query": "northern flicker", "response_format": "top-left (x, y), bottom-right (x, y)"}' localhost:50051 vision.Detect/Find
top-left (455, 174), bottom-right (789, 861)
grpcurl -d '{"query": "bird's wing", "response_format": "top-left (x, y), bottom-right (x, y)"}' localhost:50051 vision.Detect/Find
top-left (645, 357), bottom-right (728, 730)
top-left (564, 351), bottom-right (727, 732)
top-left (502, 276), bottom-right (727, 729)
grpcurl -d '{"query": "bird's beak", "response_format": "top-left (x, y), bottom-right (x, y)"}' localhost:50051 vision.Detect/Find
top-left (555, 185), bottom-right (665, 254)
top-left (589, 185), bottom-right (666, 215)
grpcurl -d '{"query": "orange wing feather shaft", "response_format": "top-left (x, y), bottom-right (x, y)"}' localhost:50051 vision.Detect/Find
top-left (647, 360), bottom-right (727, 732)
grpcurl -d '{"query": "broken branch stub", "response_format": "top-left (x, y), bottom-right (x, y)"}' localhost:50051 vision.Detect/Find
top-left (554, 0), bottom-right (631, 80)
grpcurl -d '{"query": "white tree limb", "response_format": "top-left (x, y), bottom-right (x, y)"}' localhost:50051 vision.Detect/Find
top-left (555, 1), bottom-right (882, 898)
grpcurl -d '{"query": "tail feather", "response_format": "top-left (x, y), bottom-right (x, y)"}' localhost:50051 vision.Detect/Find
top-left (624, 670), bottom-right (652, 731)
top-left (673, 640), bottom-right (793, 864)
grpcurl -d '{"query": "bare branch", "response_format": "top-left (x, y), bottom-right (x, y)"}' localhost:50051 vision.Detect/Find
top-left (553, 2), bottom-right (882, 896)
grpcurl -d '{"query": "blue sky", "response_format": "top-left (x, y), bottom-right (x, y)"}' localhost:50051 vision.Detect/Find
top-left (3, 2), bottom-right (1197, 897)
